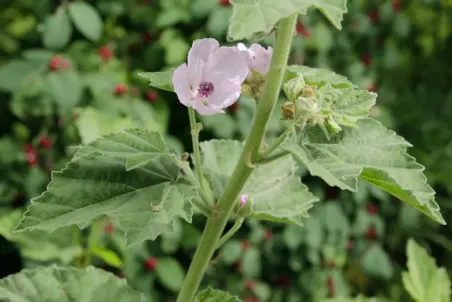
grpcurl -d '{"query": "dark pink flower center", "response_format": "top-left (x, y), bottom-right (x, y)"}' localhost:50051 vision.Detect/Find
top-left (198, 81), bottom-right (214, 97)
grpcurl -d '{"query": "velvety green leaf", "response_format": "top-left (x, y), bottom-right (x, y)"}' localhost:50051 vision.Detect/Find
top-left (242, 246), bottom-right (261, 278)
top-left (282, 119), bottom-right (444, 224)
top-left (362, 244), bottom-right (394, 280)
top-left (0, 60), bottom-right (41, 92)
top-left (228, 0), bottom-right (347, 40)
top-left (16, 129), bottom-right (197, 246)
top-left (155, 257), bottom-right (185, 292)
top-left (0, 265), bottom-right (148, 301)
top-left (45, 69), bottom-right (83, 115)
top-left (195, 287), bottom-right (241, 302)
top-left (42, 7), bottom-right (72, 49)
top-left (402, 239), bottom-right (451, 302)
top-left (0, 210), bottom-right (81, 264)
top-left (200, 140), bottom-right (318, 225)
top-left (138, 71), bottom-right (174, 92)
top-left (68, 2), bottom-right (103, 42)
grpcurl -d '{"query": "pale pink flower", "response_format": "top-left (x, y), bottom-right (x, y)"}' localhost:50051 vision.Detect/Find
top-left (240, 194), bottom-right (249, 207)
top-left (172, 38), bottom-right (249, 115)
top-left (237, 43), bottom-right (273, 78)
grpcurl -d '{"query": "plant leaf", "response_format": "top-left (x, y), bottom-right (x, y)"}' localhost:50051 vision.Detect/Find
top-left (0, 210), bottom-right (81, 264)
top-left (138, 71), bottom-right (174, 92)
top-left (0, 265), bottom-right (148, 301)
top-left (42, 7), bottom-right (72, 49)
top-left (16, 129), bottom-right (197, 246)
top-left (402, 239), bottom-right (451, 302)
top-left (200, 140), bottom-right (318, 225)
top-left (195, 287), bottom-right (241, 302)
top-left (228, 0), bottom-right (347, 40)
top-left (281, 118), bottom-right (444, 224)
top-left (155, 257), bottom-right (185, 292)
top-left (68, 2), bottom-right (103, 42)
top-left (45, 69), bottom-right (83, 115)
top-left (361, 244), bottom-right (394, 280)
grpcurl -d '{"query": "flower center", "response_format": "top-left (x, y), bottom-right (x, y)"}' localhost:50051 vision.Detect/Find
top-left (197, 81), bottom-right (215, 97)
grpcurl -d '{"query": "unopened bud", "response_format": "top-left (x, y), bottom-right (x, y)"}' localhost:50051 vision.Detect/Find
top-left (296, 97), bottom-right (318, 114)
top-left (236, 194), bottom-right (252, 218)
top-left (281, 102), bottom-right (294, 120)
top-left (240, 194), bottom-right (249, 206)
top-left (302, 85), bottom-right (317, 97)
top-left (283, 75), bottom-right (305, 101)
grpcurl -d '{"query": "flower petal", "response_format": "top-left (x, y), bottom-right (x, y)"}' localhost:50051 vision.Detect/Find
top-left (250, 44), bottom-right (273, 75)
top-left (206, 79), bottom-right (241, 108)
top-left (191, 99), bottom-right (225, 116)
top-left (205, 46), bottom-right (249, 85)
top-left (187, 38), bottom-right (220, 88)
top-left (172, 64), bottom-right (192, 106)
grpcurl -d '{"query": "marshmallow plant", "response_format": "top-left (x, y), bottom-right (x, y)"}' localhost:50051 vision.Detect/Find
top-left (5, 1), bottom-right (445, 301)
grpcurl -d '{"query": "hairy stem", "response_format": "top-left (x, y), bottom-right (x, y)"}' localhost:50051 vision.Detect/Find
top-left (176, 14), bottom-right (297, 302)
top-left (259, 128), bottom-right (290, 160)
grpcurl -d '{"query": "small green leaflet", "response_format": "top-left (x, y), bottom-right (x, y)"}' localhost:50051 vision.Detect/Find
top-left (0, 265), bottom-right (148, 302)
top-left (402, 239), bottom-right (451, 302)
top-left (195, 287), bottom-right (241, 302)
top-left (200, 140), bottom-right (318, 225)
top-left (0, 210), bottom-right (81, 264)
top-left (138, 71), bottom-right (174, 92)
top-left (16, 129), bottom-right (198, 246)
top-left (281, 118), bottom-right (444, 224)
top-left (42, 6), bottom-right (72, 49)
top-left (68, 2), bottom-right (103, 42)
top-left (228, 0), bottom-right (347, 40)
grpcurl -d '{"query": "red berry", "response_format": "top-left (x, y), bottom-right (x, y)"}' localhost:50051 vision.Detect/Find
top-left (241, 240), bottom-right (250, 251)
top-left (366, 203), bottom-right (378, 215)
top-left (48, 56), bottom-right (63, 71)
top-left (142, 32), bottom-right (152, 43)
top-left (114, 84), bottom-right (128, 95)
top-left (364, 226), bottom-right (377, 239)
top-left (144, 257), bottom-right (158, 271)
top-left (245, 280), bottom-right (255, 290)
top-left (368, 10), bottom-right (379, 24)
top-left (105, 223), bottom-right (114, 234)
top-left (39, 136), bottom-right (53, 150)
top-left (26, 149), bottom-right (38, 166)
top-left (219, 0), bottom-right (230, 6)
top-left (146, 89), bottom-right (158, 103)
top-left (98, 46), bottom-right (113, 62)
top-left (361, 54), bottom-right (371, 67)
top-left (327, 276), bottom-right (335, 297)
top-left (23, 143), bottom-right (33, 153)
top-left (264, 229), bottom-right (272, 242)
top-left (393, 0), bottom-right (402, 12)
top-left (296, 23), bottom-right (311, 38)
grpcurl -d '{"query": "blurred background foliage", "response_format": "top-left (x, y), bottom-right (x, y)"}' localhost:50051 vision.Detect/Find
top-left (0, 0), bottom-right (451, 301)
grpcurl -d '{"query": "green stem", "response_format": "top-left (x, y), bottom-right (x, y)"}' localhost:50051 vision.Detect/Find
top-left (215, 218), bottom-right (244, 249)
top-left (258, 150), bottom-right (290, 164)
top-left (176, 14), bottom-right (297, 302)
top-left (259, 128), bottom-right (290, 160)
top-left (188, 107), bottom-right (206, 192)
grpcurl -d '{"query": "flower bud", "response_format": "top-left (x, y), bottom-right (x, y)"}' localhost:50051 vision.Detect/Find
top-left (302, 85), bottom-right (317, 97)
top-left (283, 75), bottom-right (305, 101)
top-left (281, 102), bottom-right (294, 120)
top-left (296, 96), bottom-right (318, 115)
top-left (236, 194), bottom-right (252, 218)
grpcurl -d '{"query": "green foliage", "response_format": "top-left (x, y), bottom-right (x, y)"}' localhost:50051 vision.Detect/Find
top-left (42, 7), bottom-right (72, 50)
top-left (16, 129), bottom-right (198, 246)
top-left (138, 71), bottom-right (174, 92)
top-left (196, 287), bottom-right (241, 302)
top-left (155, 257), bottom-right (186, 292)
top-left (68, 2), bottom-right (103, 42)
top-left (282, 119), bottom-right (444, 224)
top-left (402, 239), bottom-right (451, 302)
top-left (0, 265), bottom-right (148, 301)
top-left (200, 140), bottom-right (318, 224)
top-left (228, 0), bottom-right (347, 40)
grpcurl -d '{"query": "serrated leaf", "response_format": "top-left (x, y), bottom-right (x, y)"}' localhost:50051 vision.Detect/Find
top-left (195, 287), bottom-right (241, 302)
top-left (42, 7), bottom-right (72, 49)
top-left (16, 129), bottom-right (197, 246)
top-left (138, 71), bottom-right (174, 92)
top-left (200, 140), bottom-right (318, 225)
top-left (68, 2), bottom-right (103, 42)
top-left (228, 0), bottom-right (347, 40)
top-left (0, 210), bottom-right (81, 264)
top-left (0, 265), bottom-right (148, 301)
top-left (285, 65), bottom-right (352, 88)
top-left (45, 69), bottom-right (83, 115)
top-left (402, 239), bottom-right (451, 302)
top-left (281, 118), bottom-right (444, 224)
